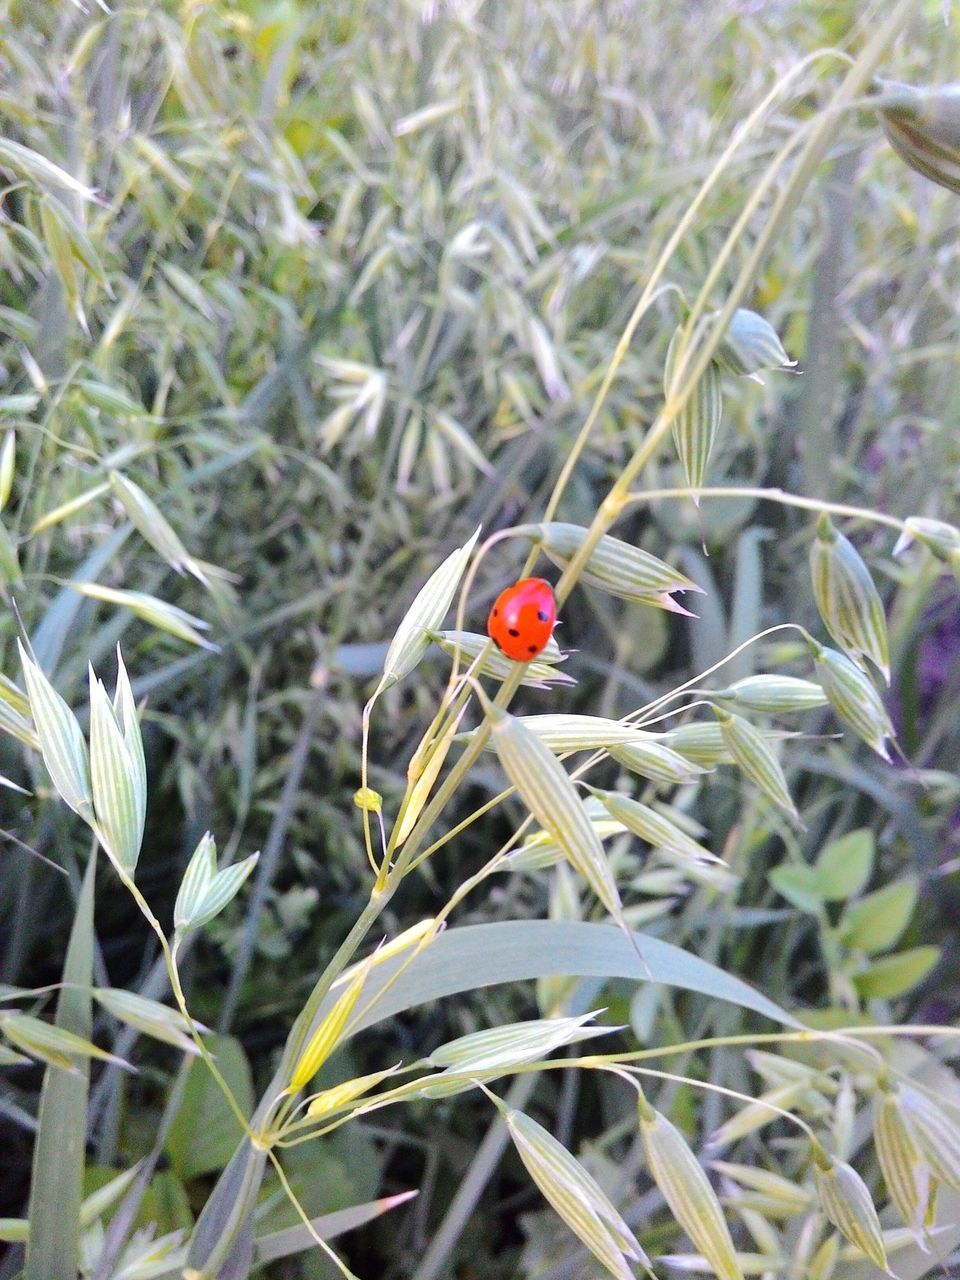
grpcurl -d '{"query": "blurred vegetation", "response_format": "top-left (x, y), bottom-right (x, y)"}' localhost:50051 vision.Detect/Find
top-left (0, 1), bottom-right (958, 1277)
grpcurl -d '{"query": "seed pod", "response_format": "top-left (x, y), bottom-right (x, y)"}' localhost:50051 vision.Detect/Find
top-left (432, 629), bottom-right (576, 691)
top-left (810, 640), bottom-right (896, 760)
top-left (505, 1105), bottom-right (650, 1280)
top-left (306, 1067), bottom-right (399, 1119)
top-left (708, 1082), bottom-right (809, 1149)
top-left (516, 521), bottom-right (704, 615)
top-left (379, 527), bottom-right (480, 690)
top-left (809, 515), bottom-right (890, 682)
top-left (716, 675), bottom-right (827, 715)
top-left (663, 721), bottom-right (733, 766)
top-left (70, 582), bottom-right (218, 651)
top-left (664, 327), bottom-right (723, 503)
top-left (592, 788), bottom-right (723, 865)
top-left (898, 1085), bottom-right (960, 1190)
top-left (0, 1013), bottom-right (130, 1072)
top-left (807, 1232), bottom-right (839, 1280)
top-left (714, 308), bottom-right (795, 378)
top-left (93, 989), bottom-right (204, 1056)
top-left (876, 78), bottom-right (960, 195)
top-left (873, 1088), bottom-right (929, 1235)
top-left (88, 667), bottom-right (145, 873)
top-left (893, 516), bottom-right (960, 580)
top-left (18, 639), bottom-right (92, 821)
top-left (489, 709), bottom-right (627, 927)
top-left (637, 1090), bottom-right (743, 1280)
top-left (710, 1160), bottom-right (813, 1215)
top-left (812, 1146), bottom-right (888, 1273)
top-left (610, 739), bottom-right (709, 785)
top-left (427, 1012), bottom-right (614, 1075)
top-left (290, 962), bottom-right (370, 1091)
top-left (508, 714), bottom-right (666, 752)
top-left (715, 708), bottom-right (799, 823)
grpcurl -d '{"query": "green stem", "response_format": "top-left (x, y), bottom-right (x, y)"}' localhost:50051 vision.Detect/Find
top-left (623, 485), bottom-right (909, 533)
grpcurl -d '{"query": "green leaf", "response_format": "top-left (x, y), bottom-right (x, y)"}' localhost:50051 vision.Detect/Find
top-left (93, 989), bottom-right (204, 1056)
top-left (252, 1191), bottom-right (418, 1266)
top-left (853, 947), bottom-right (940, 1000)
top-left (769, 864), bottom-right (821, 914)
top-left (0, 138), bottom-right (98, 200)
top-left (165, 1035), bottom-right (254, 1181)
top-left (840, 877), bottom-right (918, 954)
top-left (312, 921), bottom-right (801, 1039)
top-left (24, 851), bottom-right (96, 1280)
top-left (814, 829), bottom-right (874, 901)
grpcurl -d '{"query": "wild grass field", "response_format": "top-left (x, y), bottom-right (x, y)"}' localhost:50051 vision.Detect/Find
top-left (1, 2), bottom-right (959, 1278)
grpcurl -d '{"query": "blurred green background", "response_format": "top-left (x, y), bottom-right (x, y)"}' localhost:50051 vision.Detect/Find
top-left (0, 2), bottom-right (958, 1276)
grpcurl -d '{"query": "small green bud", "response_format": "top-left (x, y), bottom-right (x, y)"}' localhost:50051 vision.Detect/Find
top-left (876, 78), bottom-right (960, 195)
top-left (809, 641), bottom-right (896, 761)
top-left (714, 307), bottom-right (795, 378)
top-left (809, 515), bottom-right (890, 683)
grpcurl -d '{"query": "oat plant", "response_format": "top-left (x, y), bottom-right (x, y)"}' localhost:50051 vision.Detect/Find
top-left (3, 3), bottom-right (960, 1280)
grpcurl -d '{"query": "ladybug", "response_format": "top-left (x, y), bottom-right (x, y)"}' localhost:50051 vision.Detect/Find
top-left (487, 577), bottom-right (557, 662)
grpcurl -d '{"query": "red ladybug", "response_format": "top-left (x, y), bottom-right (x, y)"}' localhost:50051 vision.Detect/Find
top-left (487, 577), bottom-right (557, 661)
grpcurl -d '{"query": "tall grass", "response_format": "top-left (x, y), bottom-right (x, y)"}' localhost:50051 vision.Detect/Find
top-left (1, 2), bottom-right (959, 1278)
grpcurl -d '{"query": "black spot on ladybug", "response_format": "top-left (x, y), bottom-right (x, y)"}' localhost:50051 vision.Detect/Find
top-left (508, 628), bottom-right (520, 637)
top-left (537, 610), bottom-right (548, 622)
top-left (493, 608), bottom-right (499, 616)
top-left (528, 645), bottom-right (537, 654)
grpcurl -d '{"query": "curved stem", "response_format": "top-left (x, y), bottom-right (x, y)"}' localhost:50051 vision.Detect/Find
top-left (117, 870), bottom-right (251, 1136)
top-left (623, 485), bottom-right (910, 533)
